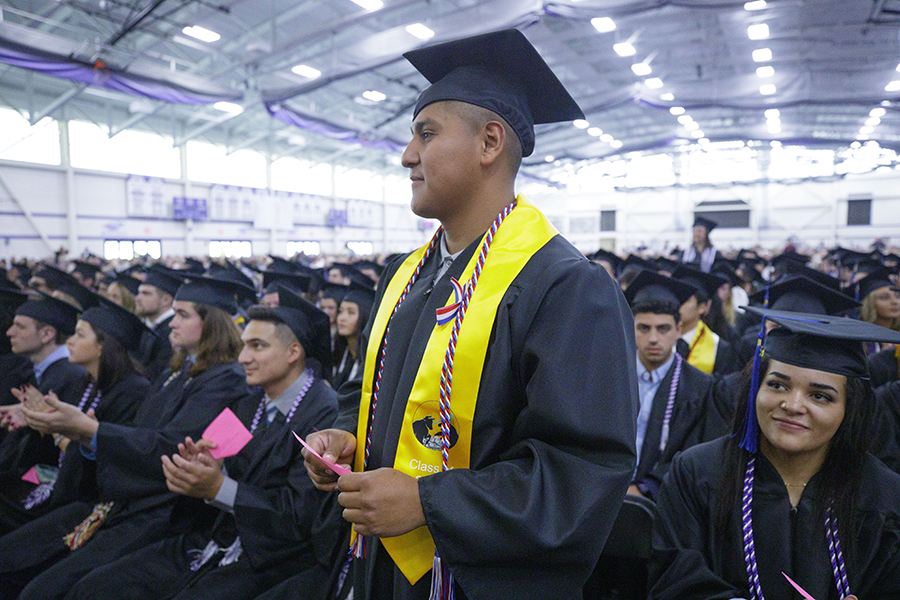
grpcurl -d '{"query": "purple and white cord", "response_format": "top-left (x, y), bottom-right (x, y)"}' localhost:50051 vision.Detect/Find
top-left (658, 353), bottom-right (682, 453)
top-left (249, 373), bottom-right (314, 433)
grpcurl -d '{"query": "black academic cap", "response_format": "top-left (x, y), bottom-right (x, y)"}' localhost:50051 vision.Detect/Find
top-left (271, 285), bottom-right (333, 375)
top-left (183, 258), bottom-right (206, 274)
top-left (0, 269), bottom-right (21, 292)
top-left (15, 292), bottom-right (80, 335)
top-left (777, 263), bottom-right (841, 291)
top-left (342, 280), bottom-right (376, 313)
top-left (35, 265), bottom-right (99, 311)
top-left (268, 255), bottom-right (302, 274)
top-left (223, 260), bottom-right (257, 291)
top-left (72, 260), bottom-right (103, 280)
top-left (404, 29), bottom-right (584, 157)
top-left (654, 256), bottom-right (681, 274)
top-left (174, 276), bottom-right (249, 314)
top-left (0, 288), bottom-right (30, 312)
top-left (625, 270), bottom-right (696, 308)
top-left (672, 265), bottom-right (729, 301)
top-left (206, 261), bottom-right (228, 276)
top-left (263, 270), bottom-right (310, 296)
top-left (208, 270), bottom-right (258, 305)
top-left (108, 272), bottom-right (142, 296)
top-left (321, 283), bottom-right (349, 303)
top-left (837, 250), bottom-right (871, 268)
top-left (749, 276), bottom-right (859, 316)
top-left (736, 261), bottom-right (766, 286)
top-left (744, 306), bottom-right (900, 379)
top-left (142, 265), bottom-right (185, 297)
top-left (624, 255), bottom-right (658, 273)
top-left (590, 249), bottom-right (624, 272)
top-left (692, 215), bottom-right (717, 232)
top-left (770, 251), bottom-right (809, 271)
top-left (857, 266), bottom-right (899, 299)
top-left (883, 253), bottom-right (900, 266)
top-left (711, 261), bottom-right (741, 287)
top-left (81, 298), bottom-right (153, 353)
top-left (355, 260), bottom-right (384, 277)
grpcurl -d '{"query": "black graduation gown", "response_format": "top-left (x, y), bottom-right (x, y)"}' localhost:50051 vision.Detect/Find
top-left (0, 353), bottom-right (32, 447)
top-left (872, 381), bottom-right (900, 475)
top-left (632, 360), bottom-right (718, 500)
top-left (0, 362), bottom-right (252, 600)
top-left (650, 437), bottom-right (900, 600)
top-left (137, 314), bottom-right (174, 383)
top-left (333, 234), bottom-right (639, 600)
top-left (0, 371), bottom-right (149, 535)
top-left (332, 347), bottom-right (360, 392)
top-left (868, 348), bottom-right (899, 390)
top-left (711, 370), bottom-right (744, 432)
top-left (675, 336), bottom-right (740, 378)
top-left (65, 379), bottom-right (345, 600)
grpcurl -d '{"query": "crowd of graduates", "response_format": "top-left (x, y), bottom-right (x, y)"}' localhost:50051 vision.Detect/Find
top-left (0, 219), bottom-right (897, 599)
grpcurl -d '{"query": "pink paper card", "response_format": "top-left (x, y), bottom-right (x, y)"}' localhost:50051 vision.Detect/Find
top-left (782, 572), bottom-right (818, 600)
top-left (202, 408), bottom-right (253, 459)
top-left (21, 466), bottom-right (40, 485)
top-left (292, 431), bottom-right (351, 476)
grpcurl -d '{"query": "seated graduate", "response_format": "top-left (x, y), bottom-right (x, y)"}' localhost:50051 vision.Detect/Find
top-left (0, 294), bottom-right (150, 536)
top-left (672, 265), bottom-right (739, 376)
top-left (135, 265), bottom-right (182, 383)
top-left (331, 282), bottom-right (374, 391)
top-left (855, 267), bottom-right (900, 348)
top-left (650, 307), bottom-right (900, 600)
top-left (0, 289), bottom-right (34, 412)
top-left (0, 276), bottom-right (252, 600)
top-left (872, 380), bottom-right (900, 474)
top-left (64, 285), bottom-right (344, 600)
top-left (624, 271), bottom-right (721, 500)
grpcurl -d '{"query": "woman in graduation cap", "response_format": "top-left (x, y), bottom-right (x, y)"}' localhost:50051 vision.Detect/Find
top-left (650, 308), bottom-right (900, 600)
top-left (0, 297), bottom-right (151, 536)
top-left (332, 282), bottom-right (374, 391)
top-left (856, 267), bottom-right (900, 340)
top-left (680, 216), bottom-right (723, 273)
top-left (0, 275), bottom-right (252, 600)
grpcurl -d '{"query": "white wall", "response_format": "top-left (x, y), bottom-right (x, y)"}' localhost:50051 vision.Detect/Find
top-left (0, 159), bottom-right (433, 260)
top-left (530, 169), bottom-right (900, 254)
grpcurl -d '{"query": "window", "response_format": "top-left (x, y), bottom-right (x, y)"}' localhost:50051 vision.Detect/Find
top-left (271, 157), bottom-right (333, 196)
top-left (104, 239), bottom-right (162, 260)
top-left (209, 240), bottom-right (252, 258)
top-left (0, 107), bottom-right (61, 165)
top-left (334, 167), bottom-right (382, 202)
top-left (695, 200), bottom-right (751, 229)
top-left (68, 121), bottom-right (181, 178)
top-left (286, 241), bottom-right (321, 256)
top-left (600, 210), bottom-right (616, 232)
top-left (346, 241), bottom-right (374, 256)
top-left (187, 142), bottom-right (266, 189)
top-left (847, 197), bottom-right (872, 226)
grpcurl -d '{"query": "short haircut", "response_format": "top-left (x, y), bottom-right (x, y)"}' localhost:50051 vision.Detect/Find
top-left (247, 306), bottom-right (301, 348)
top-left (35, 320), bottom-right (69, 345)
top-left (444, 101), bottom-right (523, 175)
top-left (631, 300), bottom-right (681, 324)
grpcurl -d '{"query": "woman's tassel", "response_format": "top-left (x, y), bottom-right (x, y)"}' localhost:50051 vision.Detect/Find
top-left (428, 552), bottom-right (455, 600)
top-left (63, 501), bottom-right (114, 550)
top-left (218, 536), bottom-right (243, 566)
top-left (188, 540), bottom-right (219, 571)
top-left (22, 483), bottom-right (54, 510)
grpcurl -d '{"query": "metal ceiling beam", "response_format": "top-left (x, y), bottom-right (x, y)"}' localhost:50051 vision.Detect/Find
top-left (173, 109), bottom-right (245, 147)
top-left (109, 103), bottom-right (165, 138)
top-left (0, 170), bottom-right (53, 253)
top-left (30, 85), bottom-right (88, 124)
top-left (226, 128), bottom-right (276, 155)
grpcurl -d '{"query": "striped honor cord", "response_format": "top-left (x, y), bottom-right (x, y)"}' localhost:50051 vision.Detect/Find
top-left (741, 453), bottom-right (851, 600)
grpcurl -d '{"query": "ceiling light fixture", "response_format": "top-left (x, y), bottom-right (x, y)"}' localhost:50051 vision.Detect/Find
top-left (764, 108), bottom-right (780, 119)
top-left (747, 23), bottom-right (769, 40)
top-left (767, 124), bottom-right (781, 134)
top-left (610, 140), bottom-right (624, 149)
top-left (677, 115), bottom-right (693, 125)
top-left (573, 119), bottom-right (590, 129)
top-left (744, 1), bottom-right (767, 10)
top-left (752, 48), bottom-right (773, 62)
top-left (600, 133), bottom-right (614, 142)
top-left (545, 155), bottom-right (555, 163)
top-left (587, 127), bottom-right (603, 136)
top-left (613, 42), bottom-right (636, 57)
top-left (670, 106), bottom-right (685, 115)
top-left (885, 80), bottom-right (900, 92)
top-left (859, 126), bottom-right (874, 134)
top-left (350, 0), bottom-right (384, 11)
top-left (182, 26), bottom-right (220, 43)
top-left (405, 23), bottom-right (435, 40)
top-left (684, 121), bottom-right (700, 131)
top-left (631, 63), bottom-right (652, 76)
top-left (698, 137), bottom-right (711, 145)
top-left (362, 90), bottom-right (386, 102)
top-left (291, 64), bottom-right (321, 79)
top-left (759, 83), bottom-right (776, 95)
top-left (591, 17), bottom-right (616, 33)
top-left (865, 117), bottom-right (881, 126)
top-left (659, 92), bottom-right (675, 101)
top-left (870, 107), bottom-right (886, 118)
top-left (644, 77), bottom-right (663, 89)
top-left (756, 65), bottom-right (774, 78)
top-left (213, 101), bottom-right (243, 114)
top-left (691, 130), bottom-right (704, 138)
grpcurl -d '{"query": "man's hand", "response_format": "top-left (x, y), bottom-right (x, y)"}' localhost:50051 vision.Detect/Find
top-left (337, 468), bottom-right (427, 538)
top-left (160, 436), bottom-right (224, 500)
top-left (303, 429), bottom-right (356, 491)
top-left (21, 392), bottom-right (98, 444)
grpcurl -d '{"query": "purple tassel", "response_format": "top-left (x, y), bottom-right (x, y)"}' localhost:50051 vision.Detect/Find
top-left (739, 319), bottom-right (768, 453)
top-left (428, 551), bottom-right (455, 600)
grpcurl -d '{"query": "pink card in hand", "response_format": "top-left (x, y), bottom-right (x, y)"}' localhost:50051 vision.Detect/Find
top-left (202, 408), bottom-right (253, 459)
top-left (782, 572), bottom-right (818, 600)
top-left (292, 431), bottom-right (351, 476)
top-left (21, 466), bottom-right (40, 485)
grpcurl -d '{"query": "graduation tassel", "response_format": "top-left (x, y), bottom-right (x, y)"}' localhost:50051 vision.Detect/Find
top-left (763, 284), bottom-right (770, 309)
top-left (63, 501), bottom-right (114, 550)
top-left (738, 318), bottom-right (767, 453)
top-left (189, 540), bottom-right (219, 571)
top-left (428, 551), bottom-right (455, 600)
top-left (218, 536), bottom-right (243, 566)
top-left (22, 483), bottom-right (54, 510)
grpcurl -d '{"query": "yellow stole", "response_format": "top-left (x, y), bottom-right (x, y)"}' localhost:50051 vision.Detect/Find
top-left (353, 195), bottom-right (557, 584)
top-left (686, 320), bottom-right (716, 374)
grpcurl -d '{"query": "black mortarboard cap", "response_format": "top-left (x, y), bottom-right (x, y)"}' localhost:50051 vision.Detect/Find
top-left (737, 306), bottom-right (900, 453)
top-left (590, 249), bottom-right (624, 273)
top-left (672, 265), bottom-right (729, 301)
top-left (208, 270), bottom-right (258, 306)
top-left (404, 29), bottom-right (584, 157)
top-left (0, 288), bottom-right (30, 312)
top-left (770, 251), bottom-right (809, 271)
top-left (624, 255), bottom-right (658, 273)
top-left (223, 260), bottom-right (258, 292)
top-left (206, 261), bottom-right (227, 276)
top-left (142, 265), bottom-right (185, 297)
top-left (837, 250), bottom-right (871, 268)
top-left (81, 298), bottom-right (153, 353)
top-left (883, 253), bottom-right (900, 267)
top-left (625, 270), bottom-right (696, 308)
top-left (654, 256), bottom-right (681, 274)
top-left (749, 275), bottom-right (858, 316)
top-left (273, 286), bottom-right (333, 375)
top-left (857, 266), bottom-right (899, 299)
top-left (692, 216), bottom-right (717, 232)
top-left (174, 276), bottom-right (248, 314)
top-left (109, 272), bottom-right (142, 296)
top-left (711, 261), bottom-right (740, 286)
top-left (15, 292), bottom-right (80, 335)
top-left (72, 260), bottom-right (103, 280)
top-left (263, 270), bottom-right (311, 296)
top-left (777, 263), bottom-right (841, 291)
top-left (36, 265), bottom-right (99, 311)
top-left (321, 283), bottom-right (349, 303)
top-left (736, 261), bottom-right (766, 286)
top-left (268, 255), bottom-right (302, 274)
top-left (355, 260), bottom-right (384, 277)
top-left (184, 258), bottom-right (206, 274)
top-left (342, 280), bottom-right (376, 314)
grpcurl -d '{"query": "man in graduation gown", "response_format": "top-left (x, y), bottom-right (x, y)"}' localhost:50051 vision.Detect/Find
top-left (135, 266), bottom-right (182, 382)
top-left (303, 29), bottom-right (638, 600)
top-left (624, 271), bottom-right (721, 501)
top-left (868, 346), bottom-right (899, 390)
top-left (672, 266), bottom-right (738, 377)
top-left (0, 277), bottom-right (252, 600)
top-left (64, 287), bottom-right (344, 600)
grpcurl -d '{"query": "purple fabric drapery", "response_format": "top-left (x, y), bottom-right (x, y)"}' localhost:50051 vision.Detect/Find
top-left (266, 103), bottom-right (408, 153)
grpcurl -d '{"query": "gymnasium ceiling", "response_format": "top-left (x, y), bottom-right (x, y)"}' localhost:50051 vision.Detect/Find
top-left (0, 0), bottom-right (898, 183)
